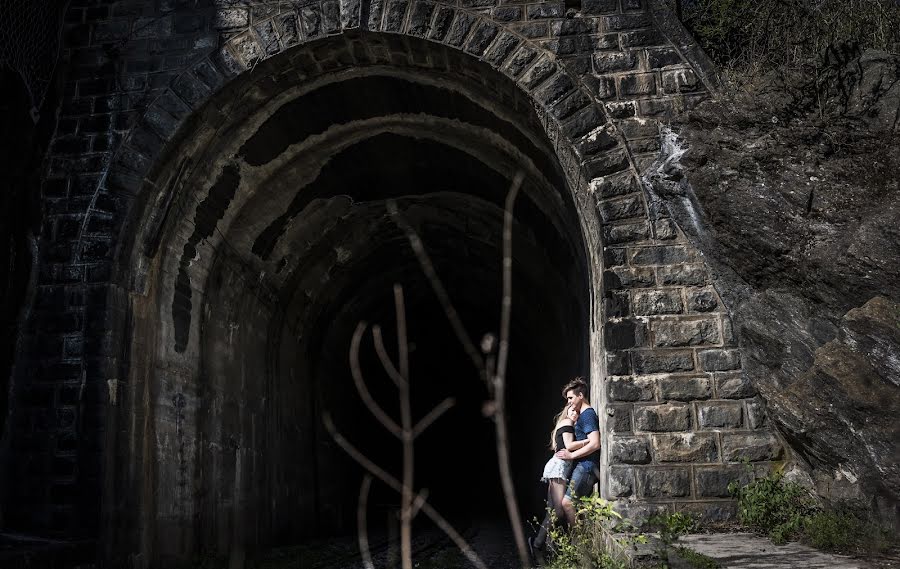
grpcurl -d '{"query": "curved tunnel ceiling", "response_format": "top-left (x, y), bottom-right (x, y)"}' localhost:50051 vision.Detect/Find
top-left (171, 58), bottom-right (591, 356)
top-left (154, 33), bottom-right (595, 532)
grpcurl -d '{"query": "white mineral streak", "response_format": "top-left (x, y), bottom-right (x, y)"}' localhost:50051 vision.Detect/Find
top-left (837, 466), bottom-right (859, 484)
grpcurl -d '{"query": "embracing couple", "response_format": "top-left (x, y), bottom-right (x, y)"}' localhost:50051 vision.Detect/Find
top-left (529, 377), bottom-right (601, 562)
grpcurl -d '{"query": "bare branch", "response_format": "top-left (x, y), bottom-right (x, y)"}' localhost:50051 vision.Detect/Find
top-left (386, 201), bottom-right (485, 380)
top-left (373, 325), bottom-right (405, 388)
top-left (494, 171), bottom-right (530, 568)
top-left (323, 415), bottom-right (489, 569)
top-left (413, 397), bottom-right (456, 438)
top-left (396, 285), bottom-right (414, 569)
top-left (495, 170), bottom-right (524, 387)
top-left (350, 322), bottom-right (402, 438)
top-left (357, 475), bottom-right (375, 569)
top-left (410, 487), bottom-right (429, 519)
top-left (395, 284), bottom-right (409, 382)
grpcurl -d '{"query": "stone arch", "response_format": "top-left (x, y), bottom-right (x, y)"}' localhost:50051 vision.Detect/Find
top-left (111, 29), bottom-right (607, 565)
top-left (0, 0), bottom-right (786, 563)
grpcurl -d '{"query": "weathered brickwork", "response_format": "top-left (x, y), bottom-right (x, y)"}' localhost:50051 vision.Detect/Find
top-left (602, 221), bottom-right (782, 518)
top-left (5, 0), bottom-right (782, 559)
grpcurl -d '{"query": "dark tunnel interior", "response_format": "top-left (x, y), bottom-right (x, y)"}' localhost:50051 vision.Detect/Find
top-left (266, 131), bottom-right (590, 538)
top-left (150, 42), bottom-right (595, 551)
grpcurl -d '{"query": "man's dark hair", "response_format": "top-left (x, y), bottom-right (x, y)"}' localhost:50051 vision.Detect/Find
top-left (562, 376), bottom-right (589, 400)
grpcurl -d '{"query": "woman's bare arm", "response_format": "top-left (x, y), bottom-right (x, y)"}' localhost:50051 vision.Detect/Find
top-left (561, 433), bottom-right (587, 451)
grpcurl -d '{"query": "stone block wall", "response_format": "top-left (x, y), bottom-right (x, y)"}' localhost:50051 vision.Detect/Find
top-left (602, 222), bottom-right (783, 517)
top-left (2, 0), bottom-right (785, 556)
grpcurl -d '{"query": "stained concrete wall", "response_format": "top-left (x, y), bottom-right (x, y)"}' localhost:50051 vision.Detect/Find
top-left (0, 0), bottom-right (785, 564)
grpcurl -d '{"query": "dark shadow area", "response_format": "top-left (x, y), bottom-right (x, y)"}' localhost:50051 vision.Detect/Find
top-left (271, 130), bottom-right (589, 539)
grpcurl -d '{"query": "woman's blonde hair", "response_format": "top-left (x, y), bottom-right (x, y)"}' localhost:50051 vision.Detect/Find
top-left (549, 403), bottom-right (575, 451)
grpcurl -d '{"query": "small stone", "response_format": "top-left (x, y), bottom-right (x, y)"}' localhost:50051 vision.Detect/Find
top-left (607, 404), bottom-right (633, 432)
top-left (534, 72), bottom-right (575, 106)
top-left (647, 47), bottom-right (682, 68)
top-left (699, 349), bottom-right (741, 371)
top-left (637, 467), bottom-right (691, 498)
top-left (605, 291), bottom-right (630, 318)
top-left (609, 466), bottom-right (635, 497)
top-left (584, 151), bottom-right (630, 180)
top-left (722, 316), bottom-right (736, 346)
top-left (607, 377), bottom-right (654, 402)
top-left (607, 351), bottom-right (631, 375)
top-left (698, 401), bottom-right (743, 429)
top-left (606, 221), bottom-right (649, 245)
top-left (723, 433), bottom-right (782, 462)
top-left (607, 267), bottom-right (655, 289)
top-left (658, 376), bottom-right (711, 401)
top-left (527, 3), bottom-right (564, 19)
top-left (593, 51), bottom-right (636, 73)
top-left (591, 171), bottom-right (638, 198)
top-left (634, 403), bottom-right (691, 432)
top-left (214, 8), bottom-right (249, 30)
top-left (619, 73), bottom-right (657, 96)
top-left (632, 350), bottom-right (694, 374)
top-left (633, 290), bottom-right (683, 315)
top-left (657, 264), bottom-right (707, 286)
top-left (464, 22), bottom-right (498, 56)
top-left (598, 194), bottom-right (645, 222)
top-left (605, 319), bottom-right (647, 350)
top-left (687, 288), bottom-right (719, 312)
top-left (653, 318), bottom-right (721, 347)
top-left (653, 218), bottom-right (678, 240)
top-left (746, 397), bottom-right (768, 429)
top-left (563, 104), bottom-right (605, 140)
top-left (611, 436), bottom-right (652, 464)
top-left (629, 245), bottom-right (692, 266)
top-left (715, 373), bottom-right (757, 399)
top-left (652, 433), bottom-right (718, 462)
top-left (695, 466), bottom-right (754, 498)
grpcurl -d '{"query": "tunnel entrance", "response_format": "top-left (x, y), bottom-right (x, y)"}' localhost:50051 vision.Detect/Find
top-left (122, 32), bottom-right (595, 560)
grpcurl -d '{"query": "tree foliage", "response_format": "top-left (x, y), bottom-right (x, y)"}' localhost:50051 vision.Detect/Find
top-left (680, 0), bottom-right (900, 77)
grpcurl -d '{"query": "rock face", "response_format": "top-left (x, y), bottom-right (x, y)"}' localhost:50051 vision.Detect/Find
top-left (645, 49), bottom-right (900, 525)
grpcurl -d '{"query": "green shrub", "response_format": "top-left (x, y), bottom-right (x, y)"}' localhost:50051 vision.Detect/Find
top-left (545, 492), bottom-right (646, 569)
top-left (728, 472), bottom-right (817, 544)
top-left (646, 511), bottom-right (699, 564)
top-left (674, 545), bottom-right (721, 569)
top-left (679, 0), bottom-right (900, 76)
top-left (803, 509), bottom-right (894, 554)
top-left (728, 473), bottom-right (895, 553)
top-left (648, 511), bottom-right (697, 547)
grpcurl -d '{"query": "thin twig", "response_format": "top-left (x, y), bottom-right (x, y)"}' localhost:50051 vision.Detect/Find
top-left (386, 201), bottom-right (485, 381)
top-left (410, 487), bottom-right (429, 519)
top-left (373, 324), bottom-right (405, 388)
top-left (413, 397), bottom-right (456, 438)
top-left (323, 415), bottom-right (489, 569)
top-left (350, 322), bottom-right (402, 438)
top-left (395, 285), bottom-right (414, 569)
top-left (493, 172), bottom-right (529, 568)
top-left (357, 475), bottom-right (375, 569)
top-left (495, 171), bottom-right (524, 388)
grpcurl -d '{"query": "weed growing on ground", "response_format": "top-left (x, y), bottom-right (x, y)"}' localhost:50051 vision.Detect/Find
top-left (647, 511), bottom-right (698, 564)
top-left (728, 472), bottom-right (816, 544)
top-left (674, 545), bottom-right (721, 569)
top-left (544, 492), bottom-right (646, 569)
top-left (729, 472), bottom-right (894, 554)
top-left (802, 509), bottom-right (894, 554)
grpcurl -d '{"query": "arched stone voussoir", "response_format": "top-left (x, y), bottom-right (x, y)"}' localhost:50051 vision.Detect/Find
top-left (211, 0), bottom-right (624, 176)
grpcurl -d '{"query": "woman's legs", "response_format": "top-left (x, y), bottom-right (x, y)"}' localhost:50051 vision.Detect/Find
top-left (548, 479), bottom-right (568, 522)
top-left (534, 479), bottom-right (568, 550)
